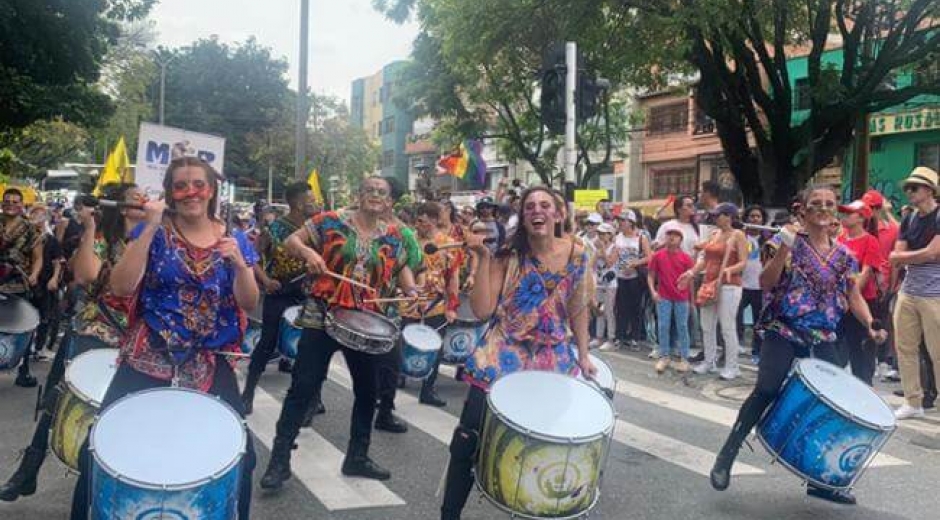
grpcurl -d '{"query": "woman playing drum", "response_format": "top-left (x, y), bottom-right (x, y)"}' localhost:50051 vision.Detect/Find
top-left (0, 183), bottom-right (146, 502)
top-left (69, 157), bottom-right (260, 519)
top-left (709, 184), bottom-right (887, 505)
top-left (440, 186), bottom-right (597, 520)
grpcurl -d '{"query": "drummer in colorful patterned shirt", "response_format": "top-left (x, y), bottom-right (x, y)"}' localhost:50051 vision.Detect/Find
top-left (440, 186), bottom-right (597, 520)
top-left (0, 182), bottom-right (145, 503)
top-left (260, 176), bottom-right (420, 489)
top-left (709, 184), bottom-right (887, 506)
top-left (0, 188), bottom-right (43, 387)
top-left (391, 202), bottom-right (459, 409)
top-left (241, 181), bottom-right (318, 415)
top-left (69, 157), bottom-right (261, 520)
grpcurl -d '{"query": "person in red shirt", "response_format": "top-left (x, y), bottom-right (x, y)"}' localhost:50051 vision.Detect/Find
top-left (648, 228), bottom-right (695, 373)
top-left (862, 188), bottom-right (900, 379)
top-left (837, 199), bottom-right (884, 385)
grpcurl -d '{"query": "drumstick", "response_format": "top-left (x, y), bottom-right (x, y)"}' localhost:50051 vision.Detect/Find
top-left (323, 271), bottom-right (376, 293)
top-left (216, 351), bottom-right (252, 359)
top-left (363, 295), bottom-right (433, 304)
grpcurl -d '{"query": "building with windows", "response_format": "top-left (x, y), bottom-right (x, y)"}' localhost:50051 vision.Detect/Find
top-left (350, 61), bottom-right (414, 188)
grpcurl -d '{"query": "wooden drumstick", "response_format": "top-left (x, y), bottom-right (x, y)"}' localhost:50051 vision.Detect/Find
top-left (363, 295), bottom-right (433, 304)
top-left (216, 351), bottom-right (252, 359)
top-left (323, 271), bottom-right (377, 293)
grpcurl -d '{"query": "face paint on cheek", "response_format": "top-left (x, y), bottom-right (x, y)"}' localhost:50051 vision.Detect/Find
top-left (171, 185), bottom-right (212, 202)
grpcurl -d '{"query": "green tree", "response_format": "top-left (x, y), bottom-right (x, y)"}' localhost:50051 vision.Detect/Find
top-left (156, 37), bottom-right (294, 183)
top-left (0, 0), bottom-right (156, 129)
top-left (0, 118), bottom-right (91, 179)
top-left (308, 95), bottom-right (378, 194)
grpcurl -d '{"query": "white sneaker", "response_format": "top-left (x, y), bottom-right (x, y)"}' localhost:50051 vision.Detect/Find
top-left (599, 341), bottom-right (616, 351)
top-left (647, 350), bottom-right (660, 359)
top-left (894, 404), bottom-right (925, 420)
top-left (719, 367), bottom-right (741, 381)
top-left (693, 362), bottom-right (718, 375)
top-left (589, 339), bottom-right (601, 349)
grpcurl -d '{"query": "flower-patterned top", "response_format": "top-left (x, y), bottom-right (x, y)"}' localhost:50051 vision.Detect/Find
top-left (465, 243), bottom-right (589, 390)
top-left (121, 224), bottom-right (258, 391)
top-left (758, 234), bottom-right (858, 346)
top-left (398, 231), bottom-right (459, 319)
top-left (0, 215), bottom-right (38, 294)
top-left (303, 210), bottom-right (420, 315)
top-left (259, 215), bottom-right (306, 289)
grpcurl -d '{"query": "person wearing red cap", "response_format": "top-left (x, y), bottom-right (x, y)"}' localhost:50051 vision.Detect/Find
top-left (837, 200), bottom-right (884, 385)
top-left (862, 188), bottom-right (901, 380)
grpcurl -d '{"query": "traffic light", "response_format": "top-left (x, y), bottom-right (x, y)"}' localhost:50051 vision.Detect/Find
top-left (540, 67), bottom-right (566, 134)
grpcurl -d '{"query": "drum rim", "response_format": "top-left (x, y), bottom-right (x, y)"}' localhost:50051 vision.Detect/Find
top-left (63, 348), bottom-right (120, 408)
top-left (89, 387), bottom-right (247, 491)
top-left (50, 389), bottom-right (90, 471)
top-left (793, 359), bottom-right (896, 432)
top-left (402, 323), bottom-right (443, 352)
top-left (327, 308), bottom-right (400, 340)
top-left (754, 429), bottom-right (867, 491)
top-left (473, 473), bottom-right (602, 520)
top-left (0, 296), bottom-right (40, 334)
top-left (486, 373), bottom-right (615, 443)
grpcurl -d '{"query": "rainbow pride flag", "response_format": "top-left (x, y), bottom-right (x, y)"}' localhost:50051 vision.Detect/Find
top-left (437, 139), bottom-right (487, 187)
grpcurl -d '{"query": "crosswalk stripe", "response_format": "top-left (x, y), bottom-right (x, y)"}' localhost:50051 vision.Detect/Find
top-left (331, 362), bottom-right (764, 477)
top-left (248, 384), bottom-right (406, 510)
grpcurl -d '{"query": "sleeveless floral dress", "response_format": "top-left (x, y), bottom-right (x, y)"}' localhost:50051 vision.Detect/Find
top-left (464, 245), bottom-right (589, 390)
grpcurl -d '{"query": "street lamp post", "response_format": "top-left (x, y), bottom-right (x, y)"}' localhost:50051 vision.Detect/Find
top-left (154, 53), bottom-right (176, 126)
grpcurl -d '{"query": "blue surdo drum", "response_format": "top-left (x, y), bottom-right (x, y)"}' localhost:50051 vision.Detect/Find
top-left (241, 299), bottom-right (263, 355)
top-left (757, 358), bottom-right (896, 490)
top-left (277, 306), bottom-right (303, 360)
top-left (441, 293), bottom-right (483, 365)
top-left (89, 387), bottom-right (247, 519)
top-left (400, 323), bottom-right (443, 379)
top-left (0, 295), bottom-right (39, 370)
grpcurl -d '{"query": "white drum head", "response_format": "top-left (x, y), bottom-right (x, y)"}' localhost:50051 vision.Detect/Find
top-left (489, 371), bottom-right (614, 440)
top-left (797, 358), bottom-right (895, 429)
top-left (283, 306), bottom-right (301, 328)
top-left (402, 324), bottom-right (442, 352)
top-left (572, 351), bottom-right (615, 392)
top-left (92, 388), bottom-right (246, 488)
top-left (64, 349), bottom-right (119, 407)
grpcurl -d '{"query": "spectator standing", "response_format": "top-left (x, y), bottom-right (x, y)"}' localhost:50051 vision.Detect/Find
top-left (610, 210), bottom-right (650, 349)
top-left (889, 167), bottom-right (940, 420)
top-left (594, 223), bottom-right (617, 350)
top-left (648, 228), bottom-right (694, 373)
top-left (739, 205), bottom-right (768, 364)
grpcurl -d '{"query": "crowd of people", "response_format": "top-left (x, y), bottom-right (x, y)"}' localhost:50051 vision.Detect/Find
top-left (0, 160), bottom-right (937, 518)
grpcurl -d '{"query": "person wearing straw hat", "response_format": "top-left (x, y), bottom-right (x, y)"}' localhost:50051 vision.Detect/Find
top-left (888, 166), bottom-right (940, 420)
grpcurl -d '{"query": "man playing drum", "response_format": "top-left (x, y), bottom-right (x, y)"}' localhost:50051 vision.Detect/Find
top-left (388, 201), bottom-right (459, 410)
top-left (241, 181), bottom-right (318, 415)
top-left (260, 176), bottom-right (420, 489)
top-left (0, 187), bottom-right (43, 387)
top-left (440, 186), bottom-right (597, 520)
top-left (709, 184), bottom-right (887, 505)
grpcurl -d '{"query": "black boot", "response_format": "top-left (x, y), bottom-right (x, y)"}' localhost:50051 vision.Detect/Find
top-left (259, 440), bottom-right (293, 490)
top-left (341, 447), bottom-right (390, 481)
top-left (710, 422), bottom-right (748, 491)
top-left (0, 447), bottom-right (46, 501)
top-left (278, 358), bottom-right (293, 373)
top-left (14, 371), bottom-right (37, 388)
top-left (375, 409), bottom-right (408, 433)
top-left (807, 485), bottom-right (857, 505)
top-left (420, 388), bottom-right (447, 407)
top-left (241, 372), bottom-right (261, 416)
top-left (300, 399), bottom-right (326, 428)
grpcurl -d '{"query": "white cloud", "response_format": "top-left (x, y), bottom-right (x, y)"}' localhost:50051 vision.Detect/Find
top-left (149, 0), bottom-right (418, 103)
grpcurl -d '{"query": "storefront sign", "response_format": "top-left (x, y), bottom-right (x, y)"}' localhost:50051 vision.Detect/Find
top-left (869, 107), bottom-right (940, 136)
top-left (573, 189), bottom-right (610, 210)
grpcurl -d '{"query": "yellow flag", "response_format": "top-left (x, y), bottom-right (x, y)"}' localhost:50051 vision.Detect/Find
top-left (93, 137), bottom-right (131, 196)
top-left (307, 168), bottom-right (324, 204)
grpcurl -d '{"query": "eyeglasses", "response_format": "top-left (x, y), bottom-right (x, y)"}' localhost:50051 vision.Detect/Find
top-left (904, 184), bottom-right (924, 193)
top-left (360, 186), bottom-right (389, 197)
top-left (171, 179), bottom-right (209, 192)
top-left (805, 201), bottom-right (837, 211)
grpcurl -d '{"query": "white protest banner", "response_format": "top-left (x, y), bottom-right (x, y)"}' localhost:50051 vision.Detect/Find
top-left (135, 122), bottom-right (226, 196)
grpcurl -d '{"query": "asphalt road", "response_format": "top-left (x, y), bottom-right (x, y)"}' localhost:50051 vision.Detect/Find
top-left (1, 346), bottom-right (938, 519)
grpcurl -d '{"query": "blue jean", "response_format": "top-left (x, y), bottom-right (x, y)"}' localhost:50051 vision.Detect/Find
top-left (657, 299), bottom-right (690, 359)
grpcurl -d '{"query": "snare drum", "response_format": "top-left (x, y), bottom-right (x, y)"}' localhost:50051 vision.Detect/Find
top-left (325, 308), bottom-right (399, 354)
top-left (400, 323), bottom-right (443, 379)
top-left (278, 306), bottom-right (303, 359)
top-left (441, 294), bottom-right (483, 365)
top-left (90, 387), bottom-right (246, 519)
top-left (50, 349), bottom-right (119, 471)
top-left (574, 352), bottom-right (616, 400)
top-left (757, 358), bottom-right (897, 490)
top-left (477, 371), bottom-right (614, 518)
top-left (0, 296), bottom-right (39, 370)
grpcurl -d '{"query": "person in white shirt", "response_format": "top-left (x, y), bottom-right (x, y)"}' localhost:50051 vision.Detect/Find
top-left (739, 205), bottom-right (769, 365)
top-left (593, 223), bottom-right (617, 350)
top-left (608, 210), bottom-right (651, 349)
top-left (654, 196), bottom-right (701, 255)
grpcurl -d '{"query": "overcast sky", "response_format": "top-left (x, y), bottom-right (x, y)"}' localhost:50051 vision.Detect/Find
top-left (149, 0), bottom-right (419, 103)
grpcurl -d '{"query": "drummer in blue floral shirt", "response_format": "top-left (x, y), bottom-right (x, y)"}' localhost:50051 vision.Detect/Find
top-left (709, 185), bottom-right (887, 506)
top-left (69, 157), bottom-right (260, 520)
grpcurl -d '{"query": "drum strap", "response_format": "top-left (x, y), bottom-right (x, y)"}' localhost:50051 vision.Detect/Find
top-left (96, 297), bottom-right (126, 334)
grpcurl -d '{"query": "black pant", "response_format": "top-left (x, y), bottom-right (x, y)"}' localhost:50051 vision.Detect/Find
top-left (843, 311), bottom-right (878, 386)
top-left (921, 342), bottom-right (938, 405)
top-left (441, 386), bottom-right (488, 519)
top-left (379, 315), bottom-right (448, 409)
top-left (246, 292), bottom-right (302, 379)
top-left (30, 287), bottom-right (60, 352)
top-left (730, 332), bottom-right (838, 439)
top-left (615, 278), bottom-right (644, 342)
top-left (70, 362), bottom-right (256, 520)
top-left (737, 289), bottom-right (764, 356)
top-left (274, 327), bottom-right (377, 456)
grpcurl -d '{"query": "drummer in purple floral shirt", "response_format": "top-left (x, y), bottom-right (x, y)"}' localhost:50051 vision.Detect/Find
top-left (709, 184), bottom-right (887, 506)
top-left (440, 186), bottom-right (597, 520)
top-left (69, 157), bottom-right (260, 520)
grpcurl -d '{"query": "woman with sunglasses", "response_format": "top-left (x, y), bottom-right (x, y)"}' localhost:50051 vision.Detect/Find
top-left (709, 184), bottom-right (886, 506)
top-left (260, 176), bottom-right (419, 489)
top-left (69, 157), bottom-right (260, 519)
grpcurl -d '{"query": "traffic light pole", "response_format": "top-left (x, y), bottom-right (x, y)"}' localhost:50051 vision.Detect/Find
top-left (564, 42), bottom-right (577, 186)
